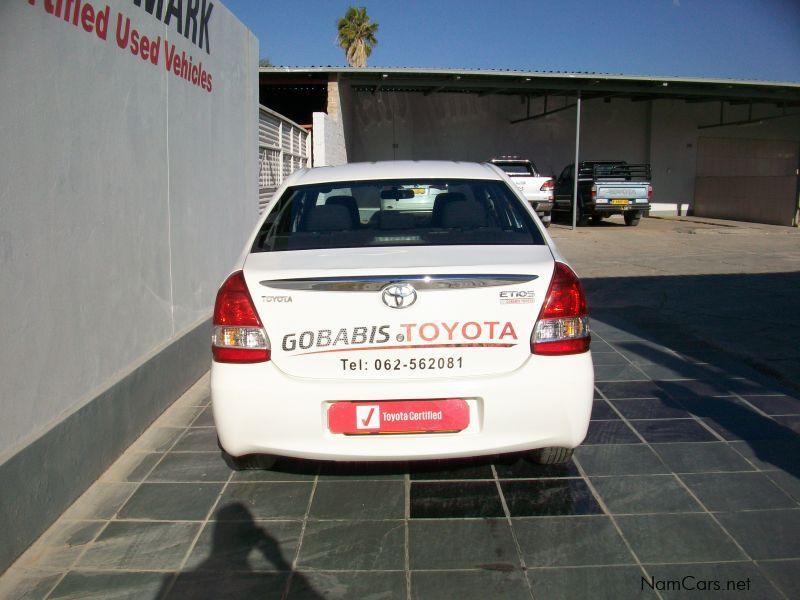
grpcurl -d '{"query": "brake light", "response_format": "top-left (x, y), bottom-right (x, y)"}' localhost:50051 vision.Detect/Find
top-left (591, 184), bottom-right (597, 200)
top-left (212, 271), bottom-right (271, 363)
top-left (531, 262), bottom-right (590, 355)
top-left (539, 179), bottom-right (554, 192)
top-left (648, 185), bottom-right (653, 200)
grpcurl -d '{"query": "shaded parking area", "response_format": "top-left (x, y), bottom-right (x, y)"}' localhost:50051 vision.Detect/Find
top-left (1, 217), bottom-right (799, 599)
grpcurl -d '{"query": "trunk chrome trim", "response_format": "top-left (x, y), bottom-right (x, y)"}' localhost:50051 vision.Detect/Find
top-left (259, 274), bottom-right (538, 292)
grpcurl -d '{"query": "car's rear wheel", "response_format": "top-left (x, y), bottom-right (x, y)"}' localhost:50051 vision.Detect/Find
top-left (576, 205), bottom-right (591, 227)
top-left (527, 447), bottom-right (574, 464)
top-left (218, 436), bottom-right (277, 470)
top-left (624, 211), bottom-right (641, 226)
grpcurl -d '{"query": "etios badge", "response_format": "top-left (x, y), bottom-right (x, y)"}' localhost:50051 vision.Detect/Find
top-left (381, 283), bottom-right (417, 309)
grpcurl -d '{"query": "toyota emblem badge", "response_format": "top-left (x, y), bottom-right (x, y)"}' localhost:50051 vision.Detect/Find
top-left (381, 283), bottom-right (417, 309)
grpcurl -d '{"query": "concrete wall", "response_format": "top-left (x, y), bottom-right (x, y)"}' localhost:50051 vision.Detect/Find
top-left (0, 0), bottom-right (258, 571)
top-left (312, 112), bottom-right (348, 166)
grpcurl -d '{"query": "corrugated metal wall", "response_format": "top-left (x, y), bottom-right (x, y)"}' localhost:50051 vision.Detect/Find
top-left (258, 105), bottom-right (311, 212)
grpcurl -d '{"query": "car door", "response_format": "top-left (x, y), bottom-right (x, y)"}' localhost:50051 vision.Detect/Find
top-left (554, 165), bottom-right (574, 209)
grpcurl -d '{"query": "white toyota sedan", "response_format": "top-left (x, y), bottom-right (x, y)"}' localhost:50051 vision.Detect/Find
top-left (211, 161), bottom-right (593, 468)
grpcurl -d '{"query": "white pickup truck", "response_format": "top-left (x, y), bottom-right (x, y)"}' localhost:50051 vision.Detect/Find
top-left (489, 157), bottom-right (554, 227)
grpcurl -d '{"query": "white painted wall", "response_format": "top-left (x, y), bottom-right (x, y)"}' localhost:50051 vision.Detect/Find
top-left (0, 0), bottom-right (258, 458)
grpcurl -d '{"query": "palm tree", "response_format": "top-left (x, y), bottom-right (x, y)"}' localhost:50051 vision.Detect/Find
top-left (337, 6), bottom-right (378, 68)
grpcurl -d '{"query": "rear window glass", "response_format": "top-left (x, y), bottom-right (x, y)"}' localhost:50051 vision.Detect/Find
top-left (495, 162), bottom-right (536, 176)
top-left (252, 178), bottom-right (545, 253)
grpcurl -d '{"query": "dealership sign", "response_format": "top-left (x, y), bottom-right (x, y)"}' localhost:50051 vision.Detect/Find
top-left (26, 0), bottom-right (215, 92)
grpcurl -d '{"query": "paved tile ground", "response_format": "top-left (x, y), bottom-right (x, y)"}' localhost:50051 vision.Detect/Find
top-left (2, 319), bottom-right (799, 599)
top-left (2, 217), bottom-right (799, 599)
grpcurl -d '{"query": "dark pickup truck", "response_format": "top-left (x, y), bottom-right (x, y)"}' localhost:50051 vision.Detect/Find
top-left (553, 161), bottom-right (652, 226)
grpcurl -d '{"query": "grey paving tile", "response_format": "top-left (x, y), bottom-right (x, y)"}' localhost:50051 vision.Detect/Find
top-left (728, 440), bottom-right (800, 473)
top-left (408, 519), bottom-right (518, 570)
top-left (611, 398), bottom-right (690, 420)
top-left (317, 461), bottom-right (405, 480)
top-left (184, 519), bottom-right (301, 572)
top-left (651, 442), bottom-right (755, 473)
top-left (612, 341), bottom-right (681, 365)
top-left (590, 400), bottom-right (620, 421)
top-left (410, 481), bottom-right (503, 518)
top-left (172, 428), bottom-right (220, 452)
top-left (704, 416), bottom-right (798, 442)
top-left (596, 381), bottom-right (663, 399)
top-left (513, 516), bottom-right (635, 567)
top-left (590, 351), bottom-right (630, 366)
top-left (645, 562), bottom-right (781, 599)
top-left (756, 559), bottom-right (800, 599)
top-left (634, 362), bottom-right (707, 381)
top-left (583, 420), bottom-right (642, 444)
top-left (716, 509), bottom-right (800, 559)
top-left (153, 406), bottom-right (203, 428)
top-left (128, 427), bottom-right (184, 453)
top-left (501, 479), bottom-right (603, 517)
top-left (33, 521), bottom-right (106, 569)
top-left (0, 569), bottom-right (62, 600)
top-left (117, 482), bottom-right (224, 521)
top-left (494, 455), bottom-right (581, 479)
top-left (594, 363), bottom-right (648, 382)
top-left (591, 475), bottom-right (702, 514)
top-left (166, 572), bottom-right (288, 599)
top-left (49, 571), bottom-right (166, 600)
top-left (574, 445), bottom-right (669, 476)
top-left (775, 415), bottom-right (800, 435)
top-left (60, 483), bottom-right (137, 520)
top-left (190, 405), bottom-right (216, 427)
top-left (528, 566), bottom-right (655, 600)
top-left (615, 514), bottom-right (746, 563)
top-left (678, 396), bottom-right (752, 419)
top-left (742, 395), bottom-right (800, 415)
top-left (630, 419), bottom-right (717, 443)
top-left (293, 571), bottom-right (407, 599)
top-left (77, 521), bottom-right (201, 570)
top-left (146, 451), bottom-right (232, 482)
top-left (408, 459), bottom-right (494, 480)
top-left (218, 483), bottom-right (314, 520)
top-left (681, 472), bottom-right (796, 511)
top-left (298, 520), bottom-right (405, 570)
top-left (99, 452), bottom-right (161, 483)
top-left (309, 480), bottom-right (404, 519)
top-left (412, 570), bottom-right (529, 600)
top-left (764, 470), bottom-right (800, 503)
top-left (656, 380), bottom-right (732, 398)
top-left (588, 339), bottom-right (615, 352)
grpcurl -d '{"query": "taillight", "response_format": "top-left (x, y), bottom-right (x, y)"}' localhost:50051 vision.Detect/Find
top-left (648, 185), bottom-right (653, 200)
top-left (591, 184), bottom-right (597, 200)
top-left (539, 179), bottom-right (554, 192)
top-left (212, 271), bottom-right (271, 363)
top-left (531, 262), bottom-right (590, 355)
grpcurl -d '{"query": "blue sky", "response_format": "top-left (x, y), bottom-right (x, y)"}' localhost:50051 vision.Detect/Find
top-left (223, 0), bottom-right (800, 82)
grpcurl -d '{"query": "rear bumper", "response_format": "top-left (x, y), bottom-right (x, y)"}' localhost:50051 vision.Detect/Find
top-left (530, 200), bottom-right (554, 216)
top-left (211, 352), bottom-right (594, 461)
top-left (592, 202), bottom-right (650, 214)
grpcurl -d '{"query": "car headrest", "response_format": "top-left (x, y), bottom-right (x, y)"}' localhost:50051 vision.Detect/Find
top-left (439, 201), bottom-right (487, 229)
top-left (431, 192), bottom-right (468, 227)
top-left (303, 204), bottom-right (354, 232)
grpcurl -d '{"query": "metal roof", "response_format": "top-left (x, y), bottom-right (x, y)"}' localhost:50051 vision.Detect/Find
top-left (259, 66), bottom-right (800, 107)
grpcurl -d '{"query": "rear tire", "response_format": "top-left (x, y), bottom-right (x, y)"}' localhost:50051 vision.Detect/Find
top-left (226, 453), bottom-right (278, 471)
top-left (218, 437), bottom-right (277, 470)
top-left (576, 205), bottom-right (591, 227)
top-left (527, 447), bottom-right (574, 465)
top-left (624, 211), bottom-right (641, 226)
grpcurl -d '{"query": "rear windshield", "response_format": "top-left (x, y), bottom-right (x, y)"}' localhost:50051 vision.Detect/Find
top-left (252, 178), bottom-right (545, 253)
top-left (494, 162), bottom-right (537, 176)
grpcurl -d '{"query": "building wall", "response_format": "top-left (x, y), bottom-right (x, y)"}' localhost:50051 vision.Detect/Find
top-left (342, 88), bottom-right (799, 218)
top-left (344, 91), bottom-right (649, 175)
top-left (0, 0), bottom-right (258, 571)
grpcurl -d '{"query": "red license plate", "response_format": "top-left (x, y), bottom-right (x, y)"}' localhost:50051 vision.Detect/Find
top-left (328, 399), bottom-right (470, 434)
